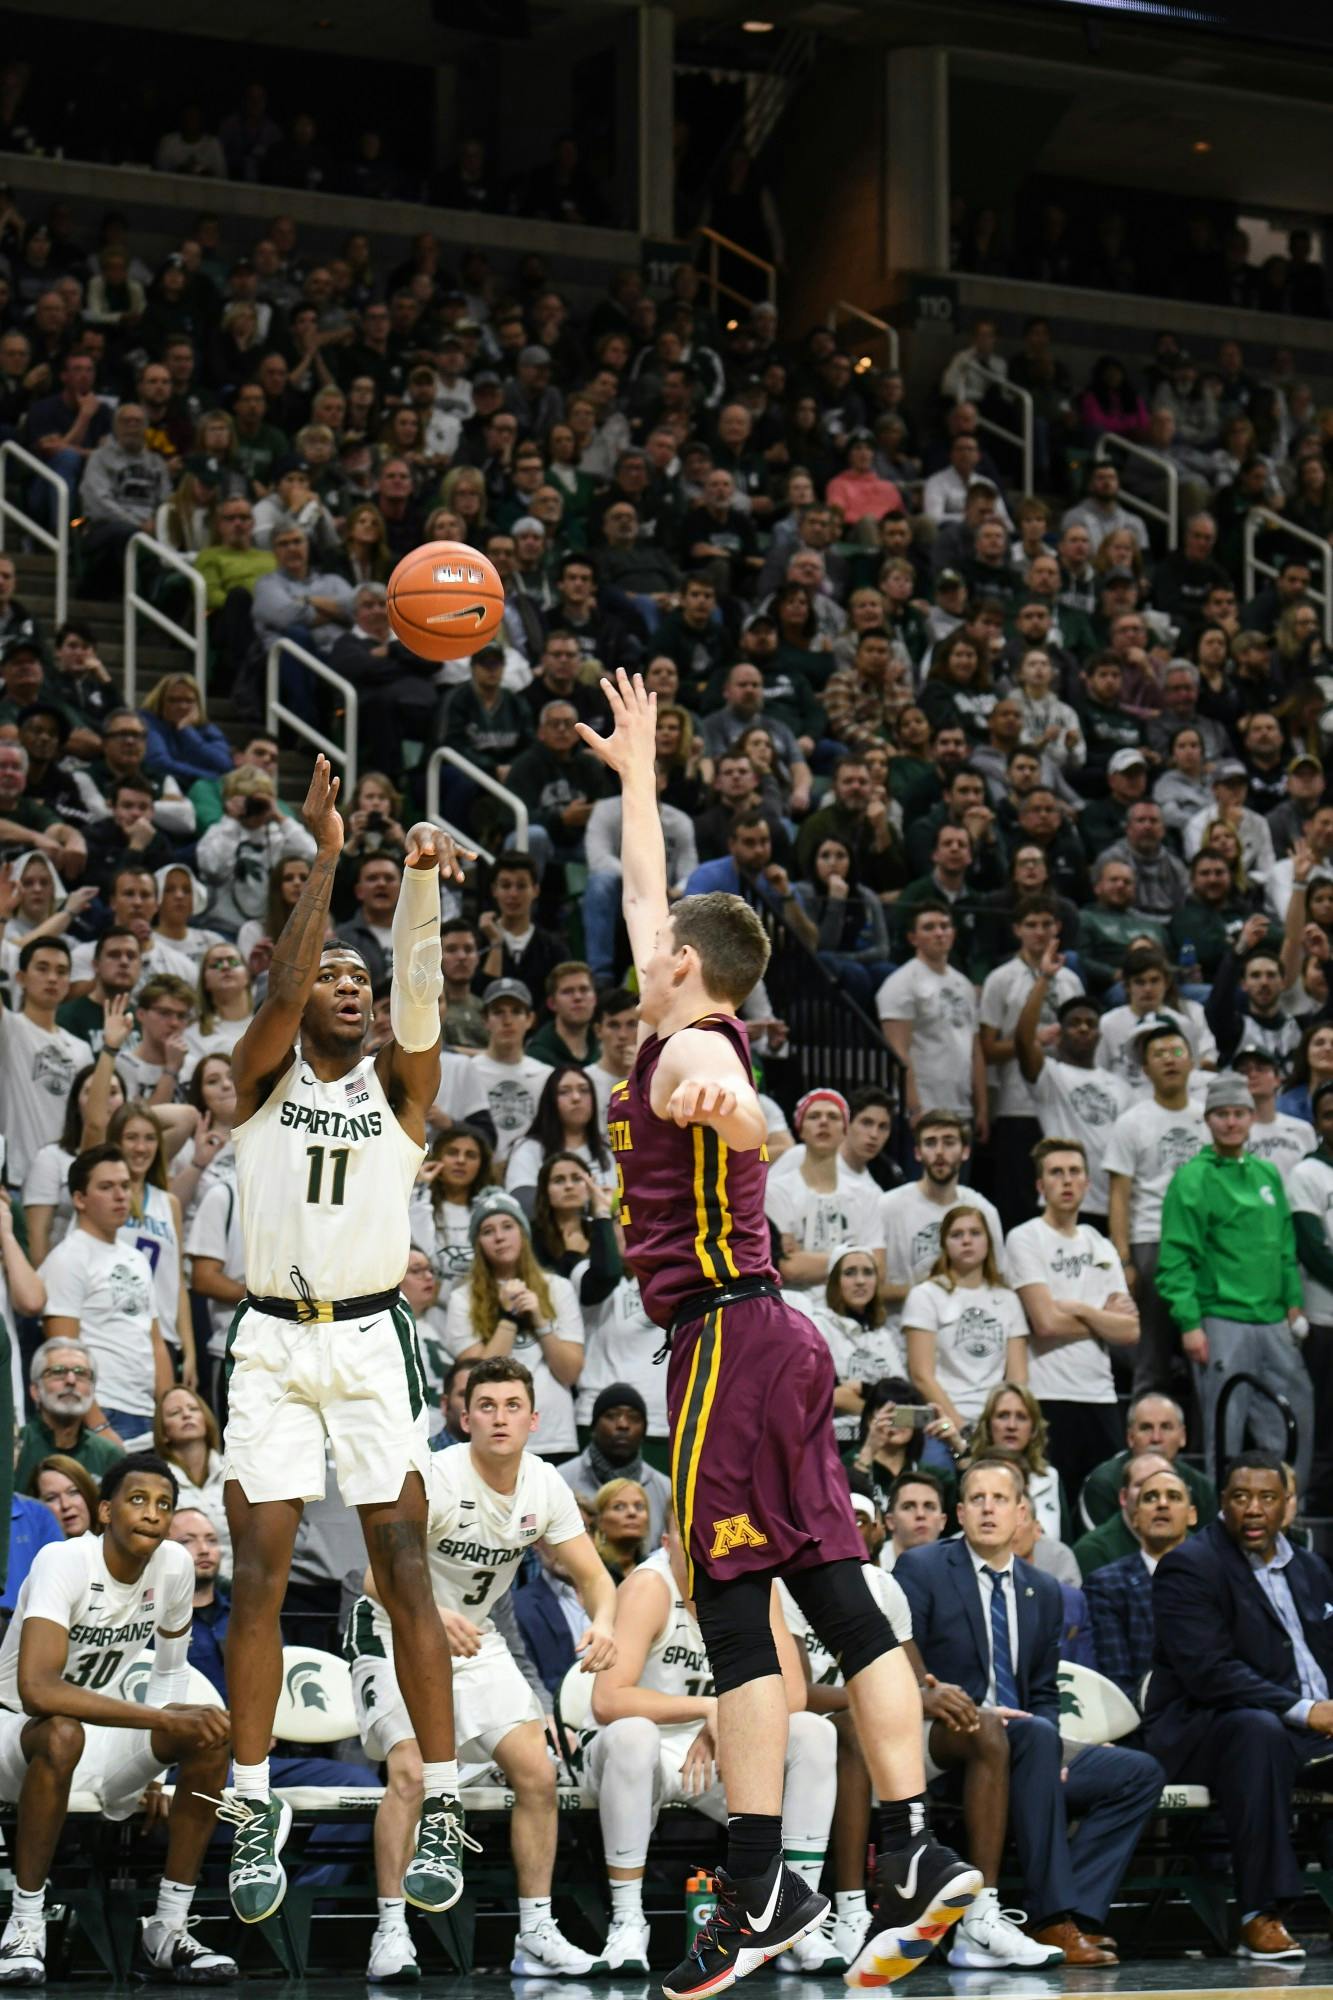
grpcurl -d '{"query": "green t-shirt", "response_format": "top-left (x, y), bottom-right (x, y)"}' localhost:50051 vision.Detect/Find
top-left (15, 1417), bottom-right (125, 1498)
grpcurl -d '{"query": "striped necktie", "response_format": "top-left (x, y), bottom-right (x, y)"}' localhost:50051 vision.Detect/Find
top-left (982, 1565), bottom-right (1020, 1709)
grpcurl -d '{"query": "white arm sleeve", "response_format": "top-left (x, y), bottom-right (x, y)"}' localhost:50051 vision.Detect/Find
top-left (391, 863), bottom-right (445, 1053)
top-left (146, 1628), bottom-right (192, 1706)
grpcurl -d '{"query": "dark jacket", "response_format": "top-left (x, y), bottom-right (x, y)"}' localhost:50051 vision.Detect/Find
top-left (894, 1538), bottom-right (1062, 1726)
top-left (1085, 1550), bottom-right (1157, 1704)
top-left (511, 1572), bottom-right (578, 1697)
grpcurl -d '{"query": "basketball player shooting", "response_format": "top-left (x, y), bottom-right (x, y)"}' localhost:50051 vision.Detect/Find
top-left (219, 756), bottom-right (475, 1927)
top-left (577, 673), bottom-right (980, 1997)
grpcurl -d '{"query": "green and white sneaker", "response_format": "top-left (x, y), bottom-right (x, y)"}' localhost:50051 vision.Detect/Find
top-left (214, 1793), bottom-right (294, 1924)
top-left (402, 1794), bottom-right (480, 1913)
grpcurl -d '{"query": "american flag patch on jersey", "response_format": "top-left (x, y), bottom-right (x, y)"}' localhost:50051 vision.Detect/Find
top-left (521, 1514), bottom-right (537, 1534)
top-left (345, 1074), bottom-right (370, 1109)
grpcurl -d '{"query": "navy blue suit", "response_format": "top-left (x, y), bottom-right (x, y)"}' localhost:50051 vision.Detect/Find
top-left (1084, 1552), bottom-right (1157, 1704)
top-left (512, 1573), bottom-right (578, 1697)
top-left (1145, 1519), bottom-right (1333, 1911)
top-left (897, 1540), bottom-right (1162, 1925)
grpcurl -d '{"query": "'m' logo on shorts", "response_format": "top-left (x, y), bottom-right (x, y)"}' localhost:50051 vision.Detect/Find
top-left (709, 1514), bottom-right (769, 1559)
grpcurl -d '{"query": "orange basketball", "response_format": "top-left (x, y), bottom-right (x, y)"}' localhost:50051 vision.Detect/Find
top-left (386, 540), bottom-right (506, 662)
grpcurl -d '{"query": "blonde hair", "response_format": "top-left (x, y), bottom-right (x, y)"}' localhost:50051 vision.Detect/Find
top-left (152, 1384), bottom-right (222, 1462)
top-left (972, 1381), bottom-right (1050, 1475)
top-left (107, 1102), bottom-right (168, 1212)
top-left (196, 941), bottom-right (253, 1036)
top-left (141, 672), bottom-right (210, 726)
top-left (928, 1205), bottom-right (1005, 1292)
top-left (439, 464), bottom-right (489, 527)
top-left (593, 1477), bottom-right (649, 1571)
top-left (466, 1228), bottom-right (554, 1342)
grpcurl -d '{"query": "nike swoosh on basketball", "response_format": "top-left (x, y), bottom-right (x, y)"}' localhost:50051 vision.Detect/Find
top-left (746, 1869), bottom-right (783, 1933)
top-left (893, 1845), bottom-right (925, 1900)
top-left (425, 603), bottom-right (487, 626)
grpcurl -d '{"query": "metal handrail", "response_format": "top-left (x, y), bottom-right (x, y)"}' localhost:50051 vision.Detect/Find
top-left (827, 299), bottom-right (900, 376)
top-left (1095, 434), bottom-right (1180, 551)
top-left (265, 640), bottom-right (359, 794)
top-left (0, 440), bottom-right (68, 625)
top-left (972, 363), bottom-right (1034, 499)
top-left (1212, 1369), bottom-right (1298, 1487)
top-left (123, 533), bottom-right (207, 707)
top-left (424, 745), bottom-right (528, 866)
top-left (695, 225), bottom-right (777, 314)
top-left (1244, 508), bottom-right (1333, 646)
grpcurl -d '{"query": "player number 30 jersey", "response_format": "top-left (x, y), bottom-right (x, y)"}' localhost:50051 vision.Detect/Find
top-left (0, 1536), bottom-right (195, 1712)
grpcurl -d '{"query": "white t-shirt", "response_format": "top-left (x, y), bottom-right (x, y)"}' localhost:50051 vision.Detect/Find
top-left (900, 1277), bottom-right (1027, 1422)
top-left (778, 1563), bottom-right (911, 1687)
top-left (40, 1230), bottom-right (157, 1416)
top-left (22, 1142), bottom-right (75, 1252)
top-left (180, 1016), bottom-right (248, 1083)
top-left (876, 960), bottom-right (978, 1118)
top-left (880, 1183), bottom-right (1007, 1314)
top-left (1246, 1112), bottom-right (1315, 1186)
top-left (0, 1011), bottom-right (92, 1185)
top-left (765, 1168), bottom-right (883, 1294)
top-left (805, 1302), bottom-right (907, 1440)
top-left (979, 957), bottom-right (1083, 1120)
top-left (69, 935), bottom-right (196, 990)
top-left (575, 1275), bottom-right (669, 1433)
top-left (1096, 1002), bottom-right (1217, 1091)
top-left (1286, 1151), bottom-right (1333, 1322)
top-left (443, 1270), bottom-right (584, 1453)
top-left (1031, 1059), bottom-right (1134, 1215)
top-left (0, 1532), bottom-right (194, 1713)
top-left (118, 1183), bottom-right (181, 1347)
top-left (1102, 1097), bottom-right (1208, 1242)
top-left (768, 1145), bottom-right (871, 1187)
top-left (1005, 1216), bottom-right (1126, 1404)
top-left (409, 1189), bottom-right (475, 1306)
top-left (504, 1136), bottom-right (617, 1197)
top-left (436, 1051), bottom-right (554, 1161)
top-left (185, 1179), bottom-right (246, 1357)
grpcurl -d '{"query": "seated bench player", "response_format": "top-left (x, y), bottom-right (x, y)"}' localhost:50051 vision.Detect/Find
top-left (0, 1454), bottom-right (236, 1985)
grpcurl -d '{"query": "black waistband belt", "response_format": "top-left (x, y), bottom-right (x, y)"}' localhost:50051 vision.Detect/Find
top-left (668, 1274), bottom-right (779, 1337)
top-left (246, 1286), bottom-right (400, 1325)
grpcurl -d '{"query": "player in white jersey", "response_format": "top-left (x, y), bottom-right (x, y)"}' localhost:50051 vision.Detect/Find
top-left (0, 1454), bottom-right (236, 1986)
top-left (221, 756), bottom-right (471, 1927)
top-left (344, 1356), bottom-right (617, 1982)
top-left (585, 1517), bottom-right (837, 1976)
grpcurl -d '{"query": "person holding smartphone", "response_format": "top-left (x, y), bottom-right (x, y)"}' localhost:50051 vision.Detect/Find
top-left (850, 1376), bottom-right (964, 1516)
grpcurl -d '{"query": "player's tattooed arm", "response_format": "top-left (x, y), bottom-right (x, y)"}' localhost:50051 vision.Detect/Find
top-left (232, 758), bottom-right (343, 1113)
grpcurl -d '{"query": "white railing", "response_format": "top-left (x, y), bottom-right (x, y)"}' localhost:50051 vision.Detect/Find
top-left (827, 299), bottom-right (900, 376)
top-left (0, 440), bottom-right (69, 625)
top-left (695, 226), bottom-right (777, 315)
top-left (972, 364), bottom-right (1034, 499)
top-left (266, 640), bottom-right (359, 794)
top-left (424, 745), bottom-right (529, 868)
top-left (1244, 509), bottom-right (1333, 647)
top-left (1095, 435), bottom-right (1180, 551)
top-left (123, 533), bottom-right (207, 708)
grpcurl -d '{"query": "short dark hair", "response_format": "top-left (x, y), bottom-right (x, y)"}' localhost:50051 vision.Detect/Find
top-left (596, 985), bottom-right (638, 1020)
top-left (670, 891), bottom-right (771, 1007)
top-left (107, 775), bottom-right (155, 804)
top-left (1013, 893), bottom-right (1060, 923)
top-left (94, 926), bottom-right (141, 961)
top-left (441, 918), bottom-right (477, 944)
top-left (493, 853), bottom-right (540, 886)
top-left (442, 1356), bottom-right (478, 1396)
top-left (110, 863), bottom-right (156, 896)
top-left (1222, 1449), bottom-right (1286, 1489)
top-left (69, 1143), bottom-right (127, 1200)
top-left (847, 1084), bottom-right (894, 1120)
top-left (101, 1451), bottom-right (179, 1509)
top-left (353, 850), bottom-right (402, 885)
top-left (888, 1467), bottom-right (946, 1509)
top-left (464, 1355), bottom-right (536, 1407)
top-left (19, 934), bottom-right (70, 974)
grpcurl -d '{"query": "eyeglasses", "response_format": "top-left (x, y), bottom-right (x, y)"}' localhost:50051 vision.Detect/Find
top-left (42, 1365), bottom-right (92, 1383)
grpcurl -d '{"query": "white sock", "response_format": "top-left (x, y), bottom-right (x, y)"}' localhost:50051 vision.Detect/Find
top-left (419, 1759), bottom-right (458, 1800)
top-left (786, 1852), bottom-right (826, 1893)
top-left (835, 1891), bottom-right (867, 1919)
top-left (376, 1896), bottom-right (408, 1934)
top-left (519, 1895), bottom-right (552, 1933)
top-left (9, 1887), bottom-right (44, 1926)
top-left (232, 1758), bottom-right (270, 1802)
top-left (610, 1880), bottom-right (644, 1923)
top-left (153, 1880), bottom-right (195, 1929)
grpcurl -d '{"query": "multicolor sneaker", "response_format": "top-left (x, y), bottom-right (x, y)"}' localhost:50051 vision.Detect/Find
top-left (401, 1793), bottom-right (480, 1913)
top-left (844, 1838), bottom-right (981, 1987)
top-left (661, 1857), bottom-right (828, 1999)
top-left (213, 1792), bottom-right (294, 1925)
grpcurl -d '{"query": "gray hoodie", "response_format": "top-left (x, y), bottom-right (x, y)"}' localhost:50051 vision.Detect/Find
top-left (81, 439), bottom-right (172, 528)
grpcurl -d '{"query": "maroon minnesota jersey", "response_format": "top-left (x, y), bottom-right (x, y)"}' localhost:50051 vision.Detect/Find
top-left (609, 1012), bottom-right (779, 1330)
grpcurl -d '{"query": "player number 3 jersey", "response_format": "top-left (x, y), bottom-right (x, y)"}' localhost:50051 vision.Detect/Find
top-left (233, 1053), bottom-right (424, 1299)
top-left (0, 1536), bottom-right (195, 1712)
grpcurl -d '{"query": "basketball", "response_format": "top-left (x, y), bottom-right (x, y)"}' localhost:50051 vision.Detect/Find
top-left (386, 540), bottom-right (506, 662)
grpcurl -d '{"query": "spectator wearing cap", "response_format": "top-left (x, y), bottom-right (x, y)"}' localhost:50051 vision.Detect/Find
top-left (1205, 919), bottom-right (1301, 1071)
top-left (826, 431), bottom-right (904, 536)
top-left (329, 584), bottom-right (441, 777)
top-left (1158, 1072), bottom-right (1308, 1485)
top-left (1266, 753), bottom-right (1326, 862)
top-left (1236, 1045), bottom-right (1314, 1187)
top-left (558, 1384), bottom-right (671, 1534)
top-left (1182, 760), bottom-right (1276, 883)
top-left (1079, 748), bottom-right (1149, 861)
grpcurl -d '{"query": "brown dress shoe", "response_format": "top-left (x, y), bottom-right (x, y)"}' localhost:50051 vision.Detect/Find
top-left (1238, 1913), bottom-right (1304, 1961)
top-left (1027, 1919), bottom-right (1117, 1965)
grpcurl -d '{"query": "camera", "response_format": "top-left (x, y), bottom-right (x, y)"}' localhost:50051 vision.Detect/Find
top-left (365, 810), bottom-right (386, 834)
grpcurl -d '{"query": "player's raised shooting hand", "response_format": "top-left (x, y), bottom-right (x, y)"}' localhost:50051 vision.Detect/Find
top-left (666, 1077), bottom-right (739, 1128)
top-left (404, 819), bottom-right (475, 882)
top-left (302, 755), bottom-right (344, 857)
top-left (575, 668), bottom-right (656, 778)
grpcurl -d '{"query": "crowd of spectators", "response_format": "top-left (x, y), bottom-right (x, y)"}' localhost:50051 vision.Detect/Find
top-left (5, 190), bottom-right (1333, 1967)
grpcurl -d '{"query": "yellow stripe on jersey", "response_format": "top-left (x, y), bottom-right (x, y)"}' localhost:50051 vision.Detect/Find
top-left (676, 1310), bottom-right (724, 1595)
top-left (692, 1125), bottom-right (718, 1281)
top-left (691, 1126), bottom-right (741, 1284)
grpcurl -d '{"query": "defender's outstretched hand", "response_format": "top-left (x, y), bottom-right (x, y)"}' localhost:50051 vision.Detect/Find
top-left (404, 820), bottom-right (476, 882)
top-left (575, 669), bottom-right (657, 778)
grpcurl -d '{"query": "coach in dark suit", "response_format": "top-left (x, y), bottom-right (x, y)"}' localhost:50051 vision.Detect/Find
top-left (1085, 1463), bottom-right (1196, 1704)
top-left (897, 1457), bottom-right (1163, 1966)
top-left (1145, 1450), bottom-right (1333, 1961)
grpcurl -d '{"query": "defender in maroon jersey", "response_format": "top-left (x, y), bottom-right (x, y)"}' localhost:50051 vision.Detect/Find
top-left (580, 673), bottom-right (978, 2000)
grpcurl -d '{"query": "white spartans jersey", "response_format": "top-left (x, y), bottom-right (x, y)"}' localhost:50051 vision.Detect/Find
top-left (233, 1052), bottom-right (423, 1298)
top-left (366, 1444), bottom-right (585, 1650)
top-left (636, 1547), bottom-right (713, 1700)
top-left (0, 1536), bottom-right (194, 1712)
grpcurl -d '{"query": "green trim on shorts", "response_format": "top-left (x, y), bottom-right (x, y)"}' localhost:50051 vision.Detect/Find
top-left (390, 1302), bottom-right (427, 1422)
top-left (343, 1594), bottom-right (386, 1666)
top-left (222, 1300), bottom-right (247, 1387)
